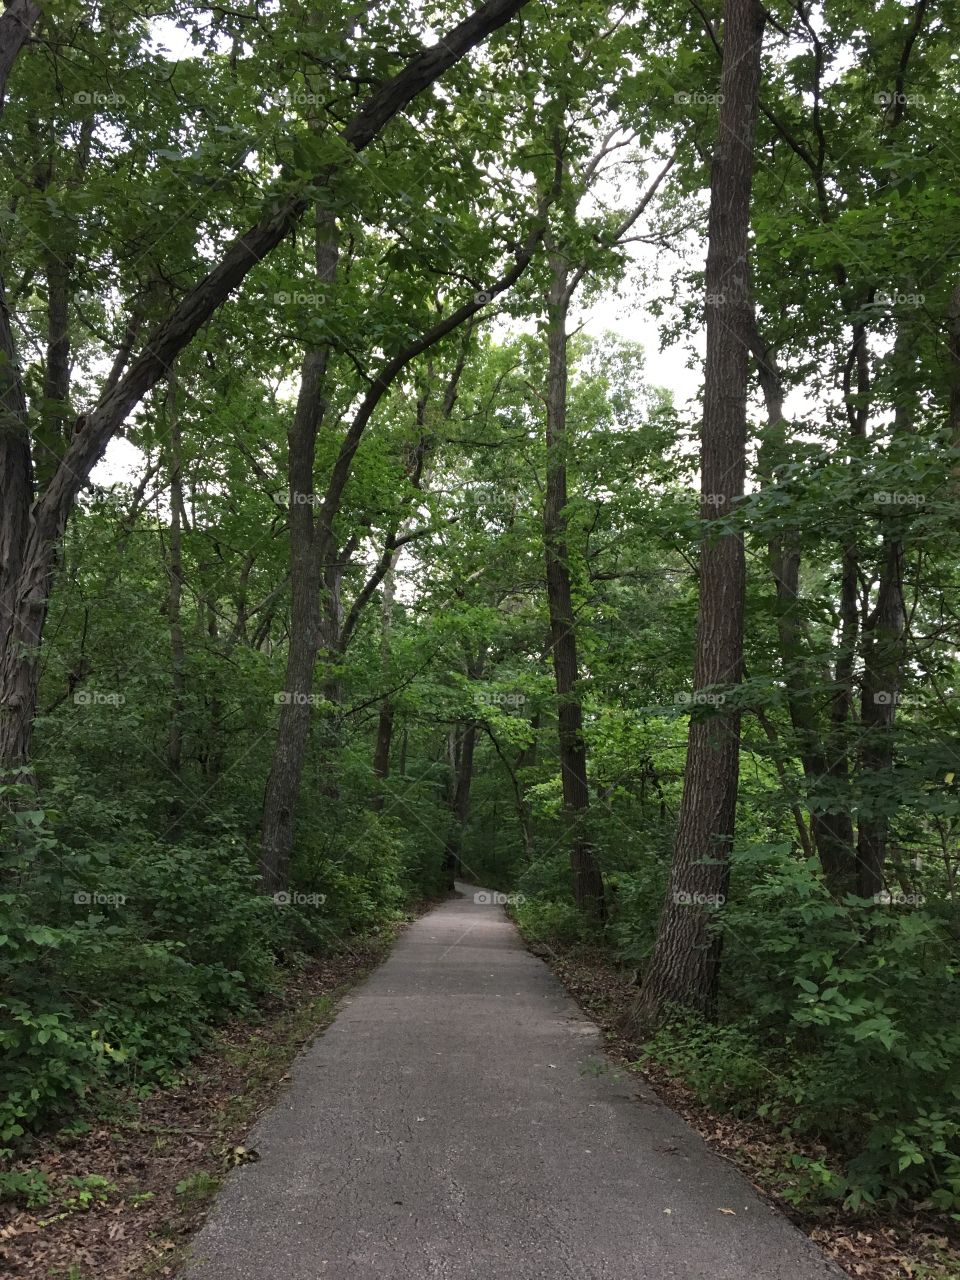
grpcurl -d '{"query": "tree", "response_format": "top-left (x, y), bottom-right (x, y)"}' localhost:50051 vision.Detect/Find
top-left (0, 0), bottom-right (531, 779)
top-left (629, 0), bottom-right (765, 1027)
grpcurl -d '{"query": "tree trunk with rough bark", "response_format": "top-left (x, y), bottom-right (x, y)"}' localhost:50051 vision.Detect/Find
top-left (0, 0), bottom-right (40, 113)
top-left (0, 287), bottom-right (44, 780)
top-left (259, 273), bottom-right (336, 892)
top-left (629, 0), bottom-right (765, 1030)
top-left (855, 322), bottom-right (912, 898)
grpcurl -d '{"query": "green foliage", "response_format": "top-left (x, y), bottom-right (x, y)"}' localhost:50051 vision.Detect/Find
top-left (62, 1174), bottom-right (117, 1211)
top-left (175, 1170), bottom-right (221, 1206)
top-left (1, 0), bottom-right (959, 1245)
top-left (0, 763), bottom-right (441, 1155)
top-left (638, 846), bottom-right (960, 1213)
top-left (512, 896), bottom-right (587, 945)
top-left (0, 1169), bottom-right (54, 1209)
top-left (290, 809), bottom-right (412, 938)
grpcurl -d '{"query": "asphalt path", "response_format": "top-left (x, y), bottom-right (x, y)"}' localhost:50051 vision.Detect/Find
top-left (179, 883), bottom-right (843, 1280)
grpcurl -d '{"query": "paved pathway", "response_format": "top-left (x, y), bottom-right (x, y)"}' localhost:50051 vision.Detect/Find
top-left (180, 885), bottom-right (842, 1279)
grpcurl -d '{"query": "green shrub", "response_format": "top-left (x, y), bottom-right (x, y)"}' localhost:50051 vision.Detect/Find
top-left (642, 844), bottom-right (960, 1213)
top-left (290, 809), bottom-right (411, 938)
top-left (512, 896), bottom-right (587, 944)
top-left (0, 787), bottom-right (281, 1148)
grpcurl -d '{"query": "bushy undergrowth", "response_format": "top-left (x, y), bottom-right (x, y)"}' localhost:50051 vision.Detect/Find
top-left (0, 781), bottom-right (430, 1154)
top-left (514, 843), bottom-right (960, 1214)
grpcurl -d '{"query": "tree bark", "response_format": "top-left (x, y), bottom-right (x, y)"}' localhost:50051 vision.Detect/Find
top-left (629, 0), bottom-right (765, 1029)
top-left (0, 283), bottom-right (40, 778)
top-left (856, 538), bottom-right (906, 897)
top-left (370, 554), bottom-right (399, 812)
top-left (444, 721), bottom-right (477, 889)
top-left (0, 0), bottom-right (40, 114)
top-left (543, 251), bottom-right (605, 919)
top-left (164, 371), bottom-right (187, 829)
top-left (855, 322), bottom-right (912, 898)
top-left (259, 205), bottom-right (337, 892)
top-left (749, 321), bottom-right (855, 888)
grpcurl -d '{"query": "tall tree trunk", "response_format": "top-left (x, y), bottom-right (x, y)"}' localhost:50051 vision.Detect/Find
top-left (0, 0), bottom-right (41, 113)
top-left (856, 538), bottom-right (906, 897)
top-left (855, 322), bottom-right (912, 898)
top-left (750, 324), bottom-right (855, 888)
top-left (34, 247), bottom-right (73, 491)
top-left (314, 556), bottom-right (347, 802)
top-left (260, 210), bottom-right (339, 893)
top-left (821, 319), bottom-right (872, 876)
top-left (260, 400), bottom-right (334, 886)
top-left (370, 701), bottom-right (395, 812)
top-left (0, 280), bottom-right (44, 779)
top-left (319, 558), bottom-right (346, 707)
top-left (444, 721), bottom-right (477, 889)
top-left (543, 251), bottom-right (605, 919)
top-left (629, 0), bottom-right (765, 1029)
top-left (370, 554), bottom-right (399, 812)
top-left (164, 371), bottom-right (187, 829)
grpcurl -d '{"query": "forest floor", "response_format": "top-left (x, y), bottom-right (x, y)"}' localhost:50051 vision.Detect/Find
top-left (6, 889), bottom-right (952, 1279)
top-left (521, 933), bottom-right (960, 1280)
top-left (176, 884), bottom-right (841, 1279)
top-left (0, 915), bottom-right (427, 1280)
